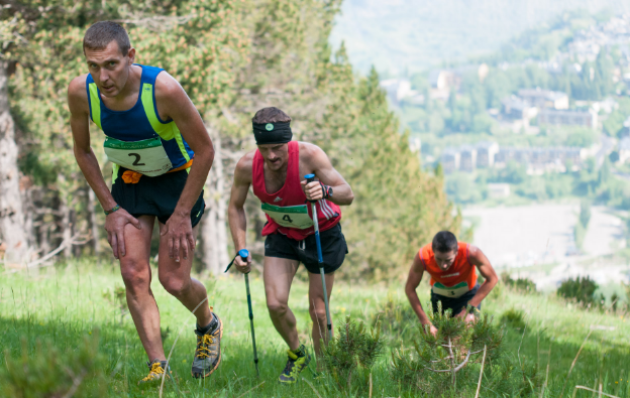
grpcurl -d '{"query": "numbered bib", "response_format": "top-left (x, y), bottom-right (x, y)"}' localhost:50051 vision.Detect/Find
top-left (261, 203), bottom-right (314, 229)
top-left (104, 136), bottom-right (173, 177)
top-left (432, 281), bottom-right (470, 298)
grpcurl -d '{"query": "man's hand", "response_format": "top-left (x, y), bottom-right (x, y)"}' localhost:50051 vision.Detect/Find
top-left (234, 252), bottom-right (252, 274)
top-left (161, 213), bottom-right (195, 263)
top-left (464, 313), bottom-right (477, 323)
top-left (105, 208), bottom-right (141, 259)
top-left (456, 307), bottom-right (478, 324)
top-left (301, 179), bottom-right (324, 201)
top-left (455, 308), bottom-right (467, 318)
top-left (423, 323), bottom-right (438, 337)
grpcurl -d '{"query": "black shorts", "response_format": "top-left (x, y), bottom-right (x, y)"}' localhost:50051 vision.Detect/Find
top-left (111, 166), bottom-right (205, 227)
top-left (264, 223), bottom-right (348, 274)
top-left (430, 283), bottom-right (481, 316)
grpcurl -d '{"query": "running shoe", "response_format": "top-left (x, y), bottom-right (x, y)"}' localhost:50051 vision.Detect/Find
top-left (278, 344), bottom-right (311, 384)
top-left (192, 313), bottom-right (223, 378)
top-left (138, 360), bottom-right (170, 384)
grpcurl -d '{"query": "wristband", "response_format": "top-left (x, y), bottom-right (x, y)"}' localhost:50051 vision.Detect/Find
top-left (466, 304), bottom-right (479, 315)
top-left (319, 182), bottom-right (333, 199)
top-left (104, 204), bottom-right (121, 215)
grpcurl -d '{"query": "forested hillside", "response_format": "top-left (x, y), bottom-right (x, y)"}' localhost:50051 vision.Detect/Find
top-left (330, 0), bottom-right (630, 75)
top-left (0, 0), bottom-right (460, 280)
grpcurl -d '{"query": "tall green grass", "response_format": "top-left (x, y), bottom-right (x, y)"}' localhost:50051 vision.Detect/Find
top-left (0, 259), bottom-right (628, 397)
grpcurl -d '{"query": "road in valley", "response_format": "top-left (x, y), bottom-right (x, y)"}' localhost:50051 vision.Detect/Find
top-left (463, 203), bottom-right (629, 289)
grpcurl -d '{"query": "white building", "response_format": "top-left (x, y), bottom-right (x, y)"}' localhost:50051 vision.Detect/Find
top-left (619, 137), bottom-right (630, 164)
top-left (538, 109), bottom-right (598, 130)
top-left (476, 142), bottom-right (499, 168)
top-left (518, 88), bottom-right (569, 110)
top-left (487, 183), bottom-right (510, 199)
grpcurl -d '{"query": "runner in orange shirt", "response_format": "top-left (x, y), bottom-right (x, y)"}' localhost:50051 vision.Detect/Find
top-left (405, 231), bottom-right (498, 337)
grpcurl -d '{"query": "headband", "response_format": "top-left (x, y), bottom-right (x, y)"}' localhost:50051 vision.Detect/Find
top-left (253, 122), bottom-right (293, 145)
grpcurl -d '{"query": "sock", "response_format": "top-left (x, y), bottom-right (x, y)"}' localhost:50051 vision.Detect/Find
top-left (197, 313), bottom-right (217, 334)
top-left (291, 345), bottom-right (304, 357)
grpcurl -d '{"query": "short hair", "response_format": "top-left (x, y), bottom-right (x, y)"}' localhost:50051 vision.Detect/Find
top-left (432, 231), bottom-right (458, 253)
top-left (83, 21), bottom-right (131, 55)
top-left (252, 107), bottom-right (292, 124)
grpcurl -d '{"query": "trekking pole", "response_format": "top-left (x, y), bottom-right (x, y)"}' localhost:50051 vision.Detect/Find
top-left (225, 249), bottom-right (260, 376)
top-left (304, 174), bottom-right (333, 341)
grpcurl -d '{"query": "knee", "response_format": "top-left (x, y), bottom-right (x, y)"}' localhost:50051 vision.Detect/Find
top-left (267, 300), bottom-right (289, 317)
top-left (120, 264), bottom-right (150, 295)
top-left (160, 275), bottom-right (192, 298)
top-left (309, 304), bottom-right (327, 323)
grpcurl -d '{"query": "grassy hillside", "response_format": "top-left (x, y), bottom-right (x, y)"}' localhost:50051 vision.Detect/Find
top-left (330, 0), bottom-right (630, 75)
top-left (1, 262), bottom-right (629, 397)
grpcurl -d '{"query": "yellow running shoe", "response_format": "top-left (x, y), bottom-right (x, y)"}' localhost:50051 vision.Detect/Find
top-left (138, 360), bottom-right (170, 385)
top-left (278, 344), bottom-right (311, 384)
top-left (192, 313), bottom-right (223, 378)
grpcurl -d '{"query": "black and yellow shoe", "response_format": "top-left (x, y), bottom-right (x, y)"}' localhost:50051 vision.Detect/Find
top-left (191, 313), bottom-right (223, 378)
top-left (278, 344), bottom-right (311, 384)
top-left (138, 360), bottom-right (170, 385)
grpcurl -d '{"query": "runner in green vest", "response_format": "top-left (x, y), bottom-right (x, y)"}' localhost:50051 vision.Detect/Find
top-left (67, 21), bottom-right (220, 383)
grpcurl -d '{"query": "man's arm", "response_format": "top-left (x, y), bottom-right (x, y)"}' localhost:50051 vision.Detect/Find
top-left (154, 72), bottom-right (214, 261)
top-left (405, 252), bottom-right (437, 336)
top-left (467, 245), bottom-right (499, 308)
top-left (67, 75), bottom-right (140, 259)
top-left (301, 143), bottom-right (354, 205)
top-left (227, 153), bottom-right (254, 273)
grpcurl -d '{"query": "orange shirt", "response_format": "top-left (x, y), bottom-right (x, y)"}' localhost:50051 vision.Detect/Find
top-left (418, 242), bottom-right (477, 298)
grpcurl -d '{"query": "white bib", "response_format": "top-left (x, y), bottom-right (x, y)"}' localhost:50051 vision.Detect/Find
top-left (261, 203), bottom-right (314, 229)
top-left (104, 136), bottom-right (173, 177)
top-left (432, 281), bottom-right (470, 298)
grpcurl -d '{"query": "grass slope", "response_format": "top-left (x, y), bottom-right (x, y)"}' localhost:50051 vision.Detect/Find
top-left (0, 260), bottom-right (629, 397)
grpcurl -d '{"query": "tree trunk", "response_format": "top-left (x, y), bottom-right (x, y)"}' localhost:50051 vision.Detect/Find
top-left (57, 185), bottom-right (72, 259)
top-left (87, 187), bottom-right (101, 256)
top-left (0, 61), bottom-right (29, 266)
top-left (199, 128), bottom-right (229, 275)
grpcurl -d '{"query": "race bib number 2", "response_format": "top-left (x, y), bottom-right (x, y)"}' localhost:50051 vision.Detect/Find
top-left (104, 136), bottom-right (173, 177)
top-left (261, 203), bottom-right (314, 229)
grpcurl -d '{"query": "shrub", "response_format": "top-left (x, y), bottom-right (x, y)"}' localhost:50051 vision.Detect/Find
top-left (500, 308), bottom-right (527, 330)
top-left (370, 294), bottom-right (419, 343)
top-left (0, 331), bottom-right (106, 398)
top-left (557, 276), bottom-right (599, 306)
top-left (391, 306), bottom-right (506, 395)
top-left (501, 273), bottom-right (537, 293)
top-left (320, 317), bottom-right (383, 395)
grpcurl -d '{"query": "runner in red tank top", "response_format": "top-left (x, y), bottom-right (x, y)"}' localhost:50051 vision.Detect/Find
top-left (405, 231), bottom-right (498, 337)
top-left (227, 107), bottom-right (354, 383)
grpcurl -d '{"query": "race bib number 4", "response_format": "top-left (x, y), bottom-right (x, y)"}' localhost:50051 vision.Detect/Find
top-left (432, 281), bottom-right (470, 298)
top-left (261, 203), bottom-right (314, 229)
top-left (104, 136), bottom-right (173, 177)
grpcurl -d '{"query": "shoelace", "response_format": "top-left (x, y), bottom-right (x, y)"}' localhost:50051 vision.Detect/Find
top-left (282, 357), bottom-right (296, 374)
top-left (195, 334), bottom-right (214, 359)
top-left (141, 362), bottom-right (165, 381)
top-left (282, 350), bottom-right (301, 374)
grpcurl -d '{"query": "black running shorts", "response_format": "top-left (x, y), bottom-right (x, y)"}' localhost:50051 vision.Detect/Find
top-left (111, 166), bottom-right (205, 227)
top-left (264, 223), bottom-right (348, 274)
top-left (430, 283), bottom-right (481, 317)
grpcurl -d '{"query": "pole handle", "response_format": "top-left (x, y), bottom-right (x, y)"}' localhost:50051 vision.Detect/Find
top-left (238, 249), bottom-right (249, 262)
top-left (304, 174), bottom-right (317, 203)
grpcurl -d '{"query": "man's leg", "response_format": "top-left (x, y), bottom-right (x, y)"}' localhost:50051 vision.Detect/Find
top-left (119, 215), bottom-right (164, 361)
top-left (263, 256), bottom-right (300, 350)
top-left (156, 224), bottom-right (212, 328)
top-left (308, 271), bottom-right (335, 356)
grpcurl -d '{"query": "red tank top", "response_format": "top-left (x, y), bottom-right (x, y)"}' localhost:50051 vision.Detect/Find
top-left (419, 242), bottom-right (477, 298)
top-left (252, 141), bottom-right (341, 241)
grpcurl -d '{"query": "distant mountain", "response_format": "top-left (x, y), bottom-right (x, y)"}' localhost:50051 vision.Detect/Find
top-left (330, 0), bottom-right (630, 75)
